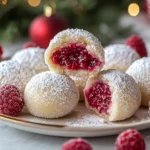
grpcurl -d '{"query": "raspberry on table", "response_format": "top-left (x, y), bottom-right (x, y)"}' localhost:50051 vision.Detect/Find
top-left (0, 84), bottom-right (24, 116)
top-left (115, 129), bottom-right (146, 150)
top-left (61, 138), bottom-right (92, 150)
top-left (126, 35), bottom-right (147, 57)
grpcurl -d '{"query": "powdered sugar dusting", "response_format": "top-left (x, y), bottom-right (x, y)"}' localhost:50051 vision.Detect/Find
top-left (101, 70), bottom-right (141, 121)
top-left (12, 47), bottom-right (48, 74)
top-left (103, 44), bottom-right (140, 72)
top-left (85, 70), bottom-right (141, 121)
top-left (14, 103), bottom-right (150, 130)
top-left (67, 114), bottom-right (105, 127)
top-left (26, 71), bottom-right (79, 103)
top-left (45, 28), bottom-right (104, 77)
top-left (0, 60), bottom-right (35, 93)
top-left (49, 29), bottom-right (104, 58)
top-left (24, 71), bottom-right (79, 118)
top-left (126, 57), bottom-right (150, 106)
top-left (70, 76), bottom-right (88, 100)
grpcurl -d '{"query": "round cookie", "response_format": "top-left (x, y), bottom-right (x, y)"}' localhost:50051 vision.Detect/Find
top-left (84, 70), bottom-right (141, 121)
top-left (70, 76), bottom-right (88, 101)
top-left (12, 47), bottom-right (48, 74)
top-left (126, 57), bottom-right (150, 106)
top-left (45, 28), bottom-right (104, 77)
top-left (103, 44), bottom-right (140, 72)
top-left (0, 60), bottom-right (35, 93)
top-left (24, 71), bottom-right (79, 118)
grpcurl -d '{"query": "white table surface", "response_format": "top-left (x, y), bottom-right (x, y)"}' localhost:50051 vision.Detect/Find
top-left (0, 123), bottom-right (150, 150)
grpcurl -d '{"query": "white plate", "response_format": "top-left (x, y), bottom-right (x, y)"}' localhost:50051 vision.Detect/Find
top-left (0, 103), bottom-right (149, 137)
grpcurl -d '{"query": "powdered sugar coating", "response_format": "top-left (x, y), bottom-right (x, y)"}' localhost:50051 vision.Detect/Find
top-left (67, 114), bottom-right (105, 127)
top-left (45, 28), bottom-right (104, 77)
top-left (0, 60), bottom-right (35, 93)
top-left (85, 70), bottom-right (141, 121)
top-left (12, 47), bottom-right (48, 74)
top-left (126, 57), bottom-right (150, 106)
top-left (14, 102), bottom-right (150, 129)
top-left (70, 76), bottom-right (88, 101)
top-left (102, 44), bottom-right (140, 72)
top-left (24, 71), bottom-right (79, 118)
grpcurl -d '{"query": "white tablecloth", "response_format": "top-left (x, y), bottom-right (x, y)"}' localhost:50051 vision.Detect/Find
top-left (0, 123), bottom-right (150, 150)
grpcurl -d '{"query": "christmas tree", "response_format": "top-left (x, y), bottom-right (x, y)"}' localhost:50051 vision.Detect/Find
top-left (0, 0), bottom-right (142, 46)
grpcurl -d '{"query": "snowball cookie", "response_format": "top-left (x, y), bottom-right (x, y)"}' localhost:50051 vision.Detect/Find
top-left (12, 47), bottom-right (48, 74)
top-left (84, 70), bottom-right (141, 121)
top-left (45, 28), bottom-right (104, 77)
top-left (70, 76), bottom-right (88, 101)
top-left (0, 60), bottom-right (35, 93)
top-left (102, 44), bottom-right (140, 72)
top-left (126, 57), bottom-right (150, 106)
top-left (24, 71), bottom-right (79, 118)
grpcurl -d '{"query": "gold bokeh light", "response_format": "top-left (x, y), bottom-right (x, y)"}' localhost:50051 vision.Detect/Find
top-left (28, 0), bottom-right (41, 7)
top-left (44, 6), bottom-right (52, 17)
top-left (128, 3), bottom-right (140, 17)
top-left (1, 0), bottom-right (7, 5)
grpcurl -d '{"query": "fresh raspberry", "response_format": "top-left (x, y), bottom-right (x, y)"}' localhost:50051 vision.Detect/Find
top-left (23, 42), bottom-right (38, 49)
top-left (126, 35), bottom-right (147, 57)
top-left (61, 138), bottom-right (93, 150)
top-left (0, 85), bottom-right (24, 116)
top-left (115, 129), bottom-right (146, 150)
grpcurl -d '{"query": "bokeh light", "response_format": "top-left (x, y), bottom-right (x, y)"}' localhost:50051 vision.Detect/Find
top-left (28, 0), bottom-right (41, 7)
top-left (1, 0), bottom-right (7, 5)
top-left (128, 3), bottom-right (140, 17)
top-left (44, 6), bottom-right (52, 17)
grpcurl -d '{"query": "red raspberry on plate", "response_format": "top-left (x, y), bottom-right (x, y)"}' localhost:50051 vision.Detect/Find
top-left (61, 138), bottom-right (92, 150)
top-left (23, 42), bottom-right (38, 49)
top-left (0, 84), bottom-right (24, 116)
top-left (126, 35), bottom-right (147, 57)
top-left (115, 129), bottom-right (146, 150)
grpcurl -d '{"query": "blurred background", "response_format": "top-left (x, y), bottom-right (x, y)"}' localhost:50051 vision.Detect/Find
top-left (0, 0), bottom-right (150, 58)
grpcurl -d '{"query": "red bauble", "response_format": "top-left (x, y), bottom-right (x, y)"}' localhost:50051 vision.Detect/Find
top-left (29, 15), bottom-right (69, 48)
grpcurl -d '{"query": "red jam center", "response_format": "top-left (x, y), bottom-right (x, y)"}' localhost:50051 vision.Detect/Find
top-left (84, 82), bottom-right (112, 115)
top-left (51, 43), bottom-right (102, 71)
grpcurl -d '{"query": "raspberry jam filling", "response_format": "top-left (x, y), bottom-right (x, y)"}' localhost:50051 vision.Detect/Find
top-left (84, 81), bottom-right (112, 115)
top-left (51, 43), bottom-right (102, 71)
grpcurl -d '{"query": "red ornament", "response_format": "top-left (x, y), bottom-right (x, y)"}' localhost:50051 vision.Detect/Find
top-left (29, 15), bottom-right (69, 49)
